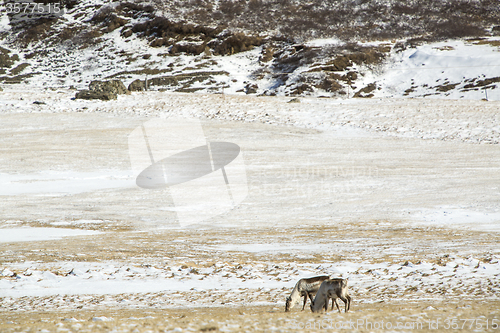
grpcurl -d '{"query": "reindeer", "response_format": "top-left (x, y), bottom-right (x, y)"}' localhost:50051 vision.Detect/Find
top-left (310, 278), bottom-right (351, 313)
top-left (285, 275), bottom-right (330, 312)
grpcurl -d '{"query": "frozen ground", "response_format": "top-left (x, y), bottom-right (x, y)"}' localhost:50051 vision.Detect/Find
top-left (0, 87), bottom-right (499, 331)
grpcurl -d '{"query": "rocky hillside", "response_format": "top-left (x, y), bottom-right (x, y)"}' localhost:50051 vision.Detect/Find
top-left (1, 0), bottom-right (499, 99)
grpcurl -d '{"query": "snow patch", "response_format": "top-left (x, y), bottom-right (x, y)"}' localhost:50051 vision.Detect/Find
top-left (0, 227), bottom-right (102, 243)
top-left (0, 171), bottom-right (135, 196)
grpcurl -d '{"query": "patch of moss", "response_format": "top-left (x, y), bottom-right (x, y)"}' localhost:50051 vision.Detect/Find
top-left (0, 47), bottom-right (19, 68)
top-left (147, 71), bottom-right (229, 89)
top-left (10, 63), bottom-right (30, 76)
top-left (354, 83), bottom-right (376, 98)
top-left (210, 32), bottom-right (264, 56)
top-left (462, 76), bottom-right (500, 90)
top-left (435, 82), bottom-right (459, 92)
top-left (0, 72), bottom-right (38, 84)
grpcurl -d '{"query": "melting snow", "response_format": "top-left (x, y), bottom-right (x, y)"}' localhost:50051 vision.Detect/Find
top-left (0, 227), bottom-right (102, 243)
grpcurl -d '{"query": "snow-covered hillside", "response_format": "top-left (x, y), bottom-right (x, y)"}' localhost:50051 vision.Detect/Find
top-left (1, 0), bottom-right (499, 99)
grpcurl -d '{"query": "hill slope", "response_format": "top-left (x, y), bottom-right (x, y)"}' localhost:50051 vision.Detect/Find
top-left (1, 0), bottom-right (499, 99)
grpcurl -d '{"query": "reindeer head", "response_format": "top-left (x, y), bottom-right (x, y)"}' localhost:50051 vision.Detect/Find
top-left (285, 297), bottom-right (291, 312)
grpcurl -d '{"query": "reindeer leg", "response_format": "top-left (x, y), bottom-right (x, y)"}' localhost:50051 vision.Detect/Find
top-left (333, 298), bottom-right (341, 313)
top-left (345, 294), bottom-right (352, 312)
top-left (301, 292), bottom-right (308, 311)
top-left (339, 295), bottom-right (350, 313)
top-left (324, 295), bottom-right (329, 313)
top-left (308, 293), bottom-right (316, 303)
top-left (308, 292), bottom-right (315, 307)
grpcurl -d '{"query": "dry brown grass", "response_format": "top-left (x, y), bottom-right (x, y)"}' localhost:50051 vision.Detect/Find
top-left (1, 301), bottom-right (499, 332)
top-left (2, 220), bottom-right (499, 266)
top-left (472, 40), bottom-right (500, 47)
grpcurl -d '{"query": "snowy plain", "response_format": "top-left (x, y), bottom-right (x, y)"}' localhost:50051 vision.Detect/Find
top-left (0, 83), bottom-right (499, 315)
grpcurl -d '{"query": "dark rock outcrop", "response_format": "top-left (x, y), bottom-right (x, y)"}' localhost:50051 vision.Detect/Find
top-left (75, 80), bottom-right (130, 100)
top-left (89, 80), bottom-right (130, 95)
top-left (128, 79), bottom-right (146, 91)
top-left (75, 90), bottom-right (117, 100)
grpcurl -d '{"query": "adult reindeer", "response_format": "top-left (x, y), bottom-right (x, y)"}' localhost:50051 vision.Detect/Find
top-left (310, 278), bottom-right (351, 313)
top-left (285, 275), bottom-right (330, 312)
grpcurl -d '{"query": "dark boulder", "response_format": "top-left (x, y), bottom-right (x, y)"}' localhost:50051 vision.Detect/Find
top-left (128, 79), bottom-right (146, 92)
top-left (244, 83), bottom-right (258, 94)
top-left (89, 80), bottom-right (130, 95)
top-left (75, 79), bottom-right (130, 100)
top-left (75, 90), bottom-right (117, 100)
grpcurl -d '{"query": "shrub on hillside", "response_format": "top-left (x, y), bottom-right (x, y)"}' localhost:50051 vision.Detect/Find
top-left (210, 32), bottom-right (264, 55)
